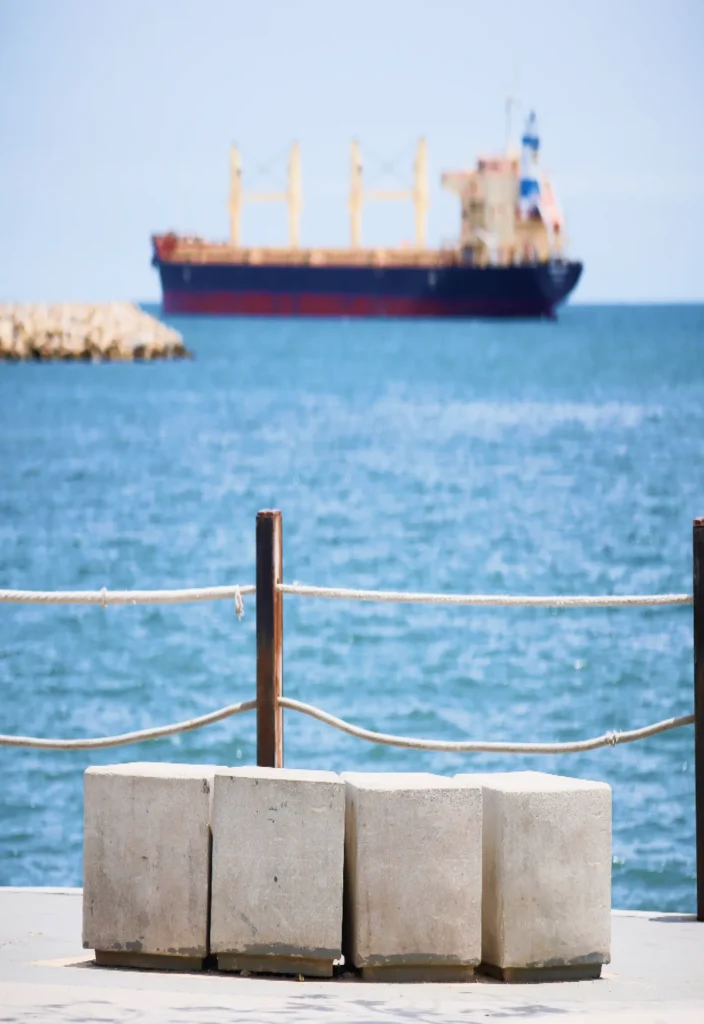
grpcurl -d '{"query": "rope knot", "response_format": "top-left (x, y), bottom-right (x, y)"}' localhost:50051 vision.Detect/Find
top-left (606, 730), bottom-right (619, 747)
top-left (100, 587), bottom-right (108, 610)
top-left (234, 585), bottom-right (244, 620)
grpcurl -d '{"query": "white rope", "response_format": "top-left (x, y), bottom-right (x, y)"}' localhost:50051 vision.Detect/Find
top-left (0, 584), bottom-right (256, 607)
top-left (0, 696), bottom-right (694, 753)
top-left (0, 698), bottom-right (257, 750)
top-left (0, 582), bottom-right (692, 609)
top-left (278, 583), bottom-right (692, 608)
top-left (279, 698), bottom-right (695, 753)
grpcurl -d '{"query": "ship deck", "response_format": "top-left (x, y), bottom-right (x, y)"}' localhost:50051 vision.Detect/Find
top-left (1, 888), bottom-right (702, 1022)
top-left (153, 237), bottom-right (465, 268)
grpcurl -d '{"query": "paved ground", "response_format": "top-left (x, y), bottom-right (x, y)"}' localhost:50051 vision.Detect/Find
top-left (0, 888), bottom-right (702, 1022)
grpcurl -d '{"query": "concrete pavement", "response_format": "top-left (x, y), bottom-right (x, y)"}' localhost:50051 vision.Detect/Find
top-left (0, 888), bottom-right (702, 1022)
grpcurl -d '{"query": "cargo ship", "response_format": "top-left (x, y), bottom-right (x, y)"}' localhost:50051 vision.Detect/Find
top-left (152, 111), bottom-right (582, 319)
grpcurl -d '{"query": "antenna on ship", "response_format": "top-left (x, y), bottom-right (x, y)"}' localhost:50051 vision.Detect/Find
top-left (505, 96), bottom-right (520, 155)
top-left (348, 139), bottom-right (429, 250)
top-left (228, 142), bottom-right (302, 249)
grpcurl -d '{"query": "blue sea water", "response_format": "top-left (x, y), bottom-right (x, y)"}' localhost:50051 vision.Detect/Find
top-left (0, 303), bottom-right (702, 911)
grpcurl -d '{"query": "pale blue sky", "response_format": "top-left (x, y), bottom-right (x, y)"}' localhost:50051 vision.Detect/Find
top-left (1, 0), bottom-right (702, 303)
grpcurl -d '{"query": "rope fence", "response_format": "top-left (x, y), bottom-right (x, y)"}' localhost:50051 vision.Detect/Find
top-left (1, 584), bottom-right (692, 611)
top-left (278, 583), bottom-right (693, 608)
top-left (279, 700), bottom-right (694, 754)
top-left (0, 698), bottom-right (693, 754)
top-left (0, 699), bottom-right (257, 750)
top-left (1, 508), bottom-right (702, 918)
top-left (0, 583), bottom-right (255, 610)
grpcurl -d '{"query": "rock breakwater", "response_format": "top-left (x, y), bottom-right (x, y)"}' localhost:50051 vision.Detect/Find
top-left (0, 303), bottom-right (190, 361)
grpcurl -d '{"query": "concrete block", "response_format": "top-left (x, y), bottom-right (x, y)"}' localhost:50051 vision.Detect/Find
top-left (458, 771), bottom-right (612, 982)
top-left (83, 762), bottom-right (221, 970)
top-left (210, 767), bottom-right (345, 977)
top-left (342, 772), bottom-right (482, 981)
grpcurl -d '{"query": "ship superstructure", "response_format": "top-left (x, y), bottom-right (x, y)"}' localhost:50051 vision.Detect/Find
top-left (442, 112), bottom-right (565, 266)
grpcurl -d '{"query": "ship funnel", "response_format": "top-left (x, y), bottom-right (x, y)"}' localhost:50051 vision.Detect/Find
top-left (519, 111), bottom-right (541, 219)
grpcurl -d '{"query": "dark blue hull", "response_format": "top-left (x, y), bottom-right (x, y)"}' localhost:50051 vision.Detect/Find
top-left (154, 257), bottom-right (583, 318)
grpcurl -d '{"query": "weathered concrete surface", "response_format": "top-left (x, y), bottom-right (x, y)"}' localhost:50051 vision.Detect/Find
top-left (342, 772), bottom-right (482, 978)
top-left (210, 767), bottom-right (345, 976)
top-left (459, 770), bottom-right (612, 980)
top-left (2, 890), bottom-right (703, 1022)
top-left (83, 763), bottom-right (222, 967)
top-left (0, 303), bottom-right (190, 361)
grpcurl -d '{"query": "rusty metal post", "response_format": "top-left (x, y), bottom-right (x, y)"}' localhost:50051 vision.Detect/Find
top-left (256, 510), bottom-right (283, 768)
top-left (694, 518), bottom-right (704, 920)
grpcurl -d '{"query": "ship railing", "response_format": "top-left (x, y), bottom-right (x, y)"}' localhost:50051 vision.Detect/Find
top-left (165, 242), bottom-right (463, 268)
top-left (1, 509), bottom-right (702, 919)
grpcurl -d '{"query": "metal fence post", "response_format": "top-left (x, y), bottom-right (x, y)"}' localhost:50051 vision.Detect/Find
top-left (256, 510), bottom-right (284, 768)
top-left (694, 518), bottom-right (704, 921)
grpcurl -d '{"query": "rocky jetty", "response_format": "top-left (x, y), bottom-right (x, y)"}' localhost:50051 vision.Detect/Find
top-left (0, 303), bottom-right (191, 362)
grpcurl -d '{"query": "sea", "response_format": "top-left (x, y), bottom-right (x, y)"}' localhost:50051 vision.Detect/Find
top-left (0, 303), bottom-right (702, 912)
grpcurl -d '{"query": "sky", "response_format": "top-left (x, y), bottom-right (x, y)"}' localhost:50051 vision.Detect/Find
top-left (0, 0), bottom-right (702, 304)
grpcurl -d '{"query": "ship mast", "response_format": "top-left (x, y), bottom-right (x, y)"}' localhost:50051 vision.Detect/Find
top-left (348, 140), bottom-right (363, 249)
top-left (349, 138), bottom-right (429, 249)
top-left (228, 145), bottom-right (242, 247)
top-left (505, 96), bottom-right (520, 154)
top-left (286, 142), bottom-right (302, 249)
top-left (228, 142), bottom-right (302, 249)
top-left (413, 138), bottom-right (429, 249)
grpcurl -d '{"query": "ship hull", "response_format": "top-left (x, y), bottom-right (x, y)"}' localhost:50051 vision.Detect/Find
top-left (154, 259), bottom-right (582, 319)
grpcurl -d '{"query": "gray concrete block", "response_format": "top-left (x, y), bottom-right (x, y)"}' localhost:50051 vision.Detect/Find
top-left (458, 771), bottom-right (612, 981)
top-left (210, 767), bottom-right (345, 977)
top-left (82, 762), bottom-right (221, 969)
top-left (342, 772), bottom-right (482, 980)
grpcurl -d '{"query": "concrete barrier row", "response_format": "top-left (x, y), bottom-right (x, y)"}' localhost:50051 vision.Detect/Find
top-left (82, 765), bottom-right (611, 982)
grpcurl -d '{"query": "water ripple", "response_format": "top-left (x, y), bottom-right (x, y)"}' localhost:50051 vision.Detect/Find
top-left (0, 304), bottom-right (702, 911)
